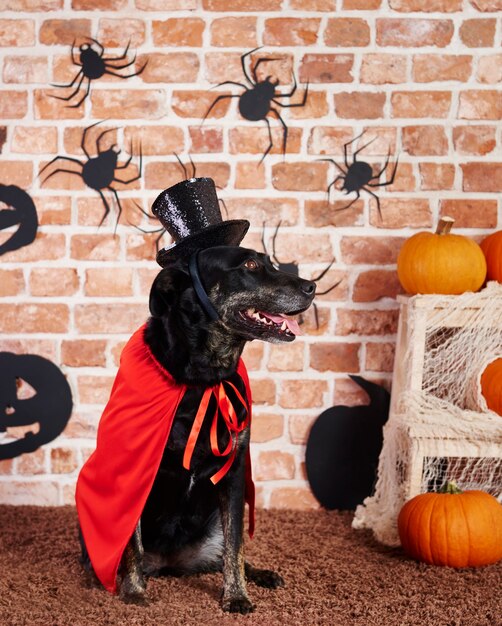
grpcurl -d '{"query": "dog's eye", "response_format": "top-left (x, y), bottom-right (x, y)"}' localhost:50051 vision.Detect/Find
top-left (244, 259), bottom-right (259, 271)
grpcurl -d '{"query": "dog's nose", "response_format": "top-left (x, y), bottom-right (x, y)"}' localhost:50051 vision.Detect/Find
top-left (301, 280), bottom-right (316, 296)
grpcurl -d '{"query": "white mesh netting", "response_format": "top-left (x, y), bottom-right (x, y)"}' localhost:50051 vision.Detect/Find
top-left (353, 282), bottom-right (502, 546)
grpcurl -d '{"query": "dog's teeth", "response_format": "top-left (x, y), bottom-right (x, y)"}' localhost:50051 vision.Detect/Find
top-left (281, 321), bottom-right (287, 331)
top-left (248, 308), bottom-right (255, 315)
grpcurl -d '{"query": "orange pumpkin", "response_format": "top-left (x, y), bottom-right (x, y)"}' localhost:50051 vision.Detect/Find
top-left (398, 482), bottom-right (502, 568)
top-left (480, 230), bottom-right (502, 283)
top-left (397, 217), bottom-right (487, 295)
top-left (480, 358), bottom-right (502, 416)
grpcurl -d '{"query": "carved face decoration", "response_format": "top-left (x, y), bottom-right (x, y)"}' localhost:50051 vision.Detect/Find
top-left (0, 353), bottom-right (73, 460)
top-left (0, 184), bottom-right (38, 257)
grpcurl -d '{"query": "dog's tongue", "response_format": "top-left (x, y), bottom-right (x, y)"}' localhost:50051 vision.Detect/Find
top-left (261, 312), bottom-right (302, 336)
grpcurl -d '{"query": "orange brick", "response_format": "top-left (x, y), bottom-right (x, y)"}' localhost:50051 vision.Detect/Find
top-left (324, 18), bottom-right (370, 47)
top-left (0, 269), bottom-right (24, 296)
top-left (384, 161), bottom-right (415, 193)
top-left (4, 0), bottom-right (62, 8)
top-left (152, 18), bottom-right (204, 46)
top-left (0, 20), bottom-right (35, 46)
top-left (402, 125), bottom-right (448, 156)
top-left (477, 54), bottom-right (502, 84)
top-left (310, 342), bottom-right (360, 372)
top-left (255, 451), bottom-right (296, 481)
top-left (0, 160), bottom-right (32, 188)
top-left (50, 447), bottom-right (78, 474)
top-left (366, 342), bottom-right (396, 372)
top-left (279, 380), bottom-right (328, 409)
top-left (17, 449), bottom-right (46, 476)
top-left (340, 236), bottom-right (404, 265)
top-left (462, 162), bottom-right (502, 192)
top-left (453, 125), bottom-right (496, 155)
top-left (419, 163), bottom-right (455, 190)
top-left (0, 91), bottom-right (28, 119)
top-left (354, 270), bottom-right (403, 302)
top-left (305, 199), bottom-right (364, 228)
top-left (91, 89), bottom-right (166, 119)
top-left (172, 90), bottom-right (231, 119)
top-left (458, 90), bottom-right (501, 120)
top-left (307, 126), bottom-right (354, 156)
top-left (138, 52), bottom-right (199, 83)
top-left (204, 51), bottom-right (249, 84)
top-left (235, 162), bottom-right (266, 189)
top-left (70, 234), bottom-right (121, 261)
top-left (34, 89), bottom-right (84, 120)
top-left (62, 123), bottom-right (118, 156)
top-left (336, 308), bottom-right (399, 336)
top-left (459, 19), bottom-right (496, 47)
top-left (78, 376), bottom-right (114, 404)
top-left (269, 233), bottom-right (334, 265)
top-left (268, 342), bottom-right (304, 372)
top-left (0, 339), bottom-right (56, 360)
top-left (126, 232), bottom-right (168, 261)
top-left (391, 91), bottom-right (451, 118)
top-left (469, 0), bottom-right (502, 11)
top-left (263, 18), bottom-right (321, 46)
top-left (291, 0), bottom-right (336, 7)
top-left (412, 54), bottom-right (472, 82)
top-left (12, 126), bottom-right (58, 154)
top-left (272, 162), bottom-right (328, 192)
top-left (299, 53), bottom-right (354, 83)
top-left (4, 56), bottom-right (48, 84)
top-left (270, 487), bottom-right (319, 510)
top-left (299, 306), bottom-right (331, 336)
top-left (97, 19), bottom-right (146, 47)
top-left (0, 481), bottom-right (59, 505)
top-left (372, 199), bottom-right (431, 229)
top-left (135, 267), bottom-right (159, 297)
top-left (250, 413), bottom-right (284, 443)
top-left (75, 303), bottom-right (147, 334)
top-left (61, 339), bottom-right (107, 367)
top-left (85, 267), bottom-right (133, 296)
top-left (389, 0), bottom-right (462, 9)
top-left (202, 0), bottom-right (283, 11)
top-left (210, 17), bottom-right (257, 47)
top-left (226, 197), bottom-right (299, 227)
top-left (376, 19), bottom-right (454, 48)
top-left (288, 91), bottom-right (328, 120)
top-left (288, 415), bottom-right (317, 446)
top-left (249, 378), bottom-right (276, 405)
top-left (343, 0), bottom-right (381, 6)
top-left (136, 0), bottom-right (197, 7)
top-left (334, 92), bottom-right (386, 119)
top-left (30, 268), bottom-right (79, 296)
top-left (187, 127), bottom-right (222, 154)
top-left (145, 161), bottom-right (230, 191)
top-left (439, 199), bottom-right (498, 229)
top-left (64, 412), bottom-right (99, 438)
top-left (0, 233), bottom-right (65, 263)
top-left (360, 54), bottom-right (407, 84)
top-left (39, 19), bottom-right (91, 45)
top-left (0, 304), bottom-right (69, 333)
top-left (0, 459), bottom-right (14, 474)
top-left (123, 125), bottom-right (184, 156)
top-left (229, 127), bottom-right (302, 156)
top-left (72, 0), bottom-right (126, 8)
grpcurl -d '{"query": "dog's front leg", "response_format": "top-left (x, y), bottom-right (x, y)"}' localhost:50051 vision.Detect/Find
top-left (118, 522), bottom-right (147, 605)
top-left (218, 449), bottom-right (254, 614)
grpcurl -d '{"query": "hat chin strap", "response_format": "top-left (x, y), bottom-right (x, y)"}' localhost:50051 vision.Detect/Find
top-left (188, 251), bottom-right (220, 322)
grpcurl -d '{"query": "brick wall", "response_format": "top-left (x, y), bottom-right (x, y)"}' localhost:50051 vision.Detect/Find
top-left (0, 0), bottom-right (501, 507)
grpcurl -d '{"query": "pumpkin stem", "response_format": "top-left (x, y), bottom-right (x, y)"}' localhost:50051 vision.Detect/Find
top-left (439, 481), bottom-right (463, 494)
top-left (436, 216), bottom-right (454, 235)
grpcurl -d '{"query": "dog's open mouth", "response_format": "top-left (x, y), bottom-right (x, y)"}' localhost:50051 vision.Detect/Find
top-left (238, 308), bottom-right (302, 338)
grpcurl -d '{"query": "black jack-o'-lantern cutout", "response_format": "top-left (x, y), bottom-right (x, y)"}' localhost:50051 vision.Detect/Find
top-left (0, 352), bottom-right (73, 460)
top-left (0, 184), bottom-right (38, 256)
top-left (305, 376), bottom-right (390, 511)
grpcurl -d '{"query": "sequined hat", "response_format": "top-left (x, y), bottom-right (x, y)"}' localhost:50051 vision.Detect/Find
top-left (152, 177), bottom-right (250, 267)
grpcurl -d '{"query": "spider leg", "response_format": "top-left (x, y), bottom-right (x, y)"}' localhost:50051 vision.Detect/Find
top-left (49, 74), bottom-right (85, 104)
top-left (50, 67), bottom-right (84, 90)
top-left (327, 175), bottom-right (345, 201)
top-left (96, 189), bottom-right (112, 227)
top-left (367, 153), bottom-right (399, 187)
top-left (104, 56), bottom-right (137, 70)
top-left (352, 136), bottom-right (377, 162)
top-left (241, 46), bottom-right (263, 87)
top-left (311, 258), bottom-right (336, 282)
top-left (335, 190), bottom-right (361, 213)
top-left (251, 56), bottom-right (282, 85)
top-left (82, 120), bottom-right (107, 159)
top-left (109, 186), bottom-right (125, 231)
top-left (343, 132), bottom-right (366, 168)
top-left (68, 77), bottom-right (91, 109)
top-left (268, 107), bottom-right (288, 161)
top-left (173, 152), bottom-right (188, 179)
top-left (102, 40), bottom-right (131, 63)
top-left (40, 166), bottom-right (82, 186)
top-left (271, 221), bottom-right (285, 267)
top-left (201, 93), bottom-right (239, 125)
top-left (259, 113), bottom-right (277, 164)
top-left (363, 186), bottom-right (383, 220)
top-left (96, 126), bottom-right (119, 155)
top-left (70, 40), bottom-right (82, 67)
top-left (261, 220), bottom-right (268, 255)
top-left (113, 143), bottom-right (142, 184)
top-left (39, 156), bottom-right (83, 183)
top-left (189, 153), bottom-right (196, 178)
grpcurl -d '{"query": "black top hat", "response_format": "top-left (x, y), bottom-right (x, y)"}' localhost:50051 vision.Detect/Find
top-left (152, 177), bottom-right (250, 267)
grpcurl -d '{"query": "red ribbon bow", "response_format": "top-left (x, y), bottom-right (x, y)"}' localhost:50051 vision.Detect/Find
top-left (182, 380), bottom-right (249, 484)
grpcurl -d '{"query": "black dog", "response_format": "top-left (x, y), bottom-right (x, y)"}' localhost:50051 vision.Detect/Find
top-left (80, 245), bottom-right (315, 613)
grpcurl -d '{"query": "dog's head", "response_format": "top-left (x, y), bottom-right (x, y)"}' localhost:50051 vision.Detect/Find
top-left (149, 246), bottom-right (315, 344)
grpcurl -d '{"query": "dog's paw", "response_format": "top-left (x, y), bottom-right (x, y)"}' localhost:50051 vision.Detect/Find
top-left (221, 594), bottom-right (255, 614)
top-left (247, 566), bottom-right (285, 589)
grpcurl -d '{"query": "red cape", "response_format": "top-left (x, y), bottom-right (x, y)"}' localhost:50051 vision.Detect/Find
top-left (75, 324), bottom-right (255, 593)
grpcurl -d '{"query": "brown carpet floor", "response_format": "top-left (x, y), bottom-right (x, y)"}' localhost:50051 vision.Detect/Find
top-left (0, 506), bottom-right (500, 626)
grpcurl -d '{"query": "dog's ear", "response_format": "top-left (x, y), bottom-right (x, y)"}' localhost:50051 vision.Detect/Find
top-left (149, 268), bottom-right (183, 318)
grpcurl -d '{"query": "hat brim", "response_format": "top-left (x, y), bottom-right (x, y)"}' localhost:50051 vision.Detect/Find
top-left (156, 219), bottom-right (250, 267)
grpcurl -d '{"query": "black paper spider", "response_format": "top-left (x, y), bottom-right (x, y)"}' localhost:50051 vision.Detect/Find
top-left (262, 221), bottom-right (339, 330)
top-left (135, 154), bottom-right (229, 251)
top-left (51, 37), bottom-right (147, 108)
top-left (203, 47), bottom-right (309, 162)
top-left (40, 120), bottom-right (142, 227)
top-left (319, 133), bottom-right (399, 219)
